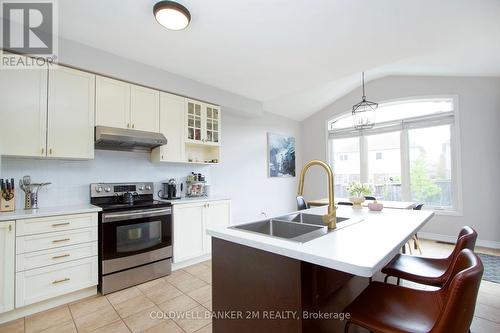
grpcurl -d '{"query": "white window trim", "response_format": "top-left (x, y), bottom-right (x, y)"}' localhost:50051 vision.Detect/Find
top-left (324, 95), bottom-right (463, 216)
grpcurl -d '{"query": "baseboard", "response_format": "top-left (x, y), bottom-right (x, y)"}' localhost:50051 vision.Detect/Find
top-left (0, 287), bottom-right (97, 324)
top-left (172, 254), bottom-right (211, 271)
top-left (419, 232), bottom-right (500, 250)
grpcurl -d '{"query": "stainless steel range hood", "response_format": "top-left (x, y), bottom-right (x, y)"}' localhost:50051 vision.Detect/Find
top-left (94, 126), bottom-right (168, 152)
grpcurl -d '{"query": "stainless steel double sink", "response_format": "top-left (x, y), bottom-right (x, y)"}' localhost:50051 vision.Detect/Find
top-left (230, 213), bottom-right (351, 243)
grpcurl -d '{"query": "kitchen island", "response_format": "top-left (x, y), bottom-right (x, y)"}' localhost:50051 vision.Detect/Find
top-left (206, 205), bottom-right (434, 333)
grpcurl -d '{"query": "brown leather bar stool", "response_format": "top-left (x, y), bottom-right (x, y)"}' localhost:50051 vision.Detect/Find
top-left (344, 249), bottom-right (483, 333)
top-left (382, 226), bottom-right (477, 286)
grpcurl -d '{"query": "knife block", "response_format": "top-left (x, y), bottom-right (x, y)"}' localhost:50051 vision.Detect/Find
top-left (0, 192), bottom-right (15, 212)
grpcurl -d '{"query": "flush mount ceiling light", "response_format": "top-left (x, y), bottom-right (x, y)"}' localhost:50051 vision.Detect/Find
top-left (352, 72), bottom-right (378, 130)
top-left (153, 1), bottom-right (191, 30)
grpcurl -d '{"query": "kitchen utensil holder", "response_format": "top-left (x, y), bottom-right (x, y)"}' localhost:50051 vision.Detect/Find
top-left (25, 192), bottom-right (39, 209)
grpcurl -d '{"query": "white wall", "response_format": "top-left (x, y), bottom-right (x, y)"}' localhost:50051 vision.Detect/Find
top-left (212, 112), bottom-right (301, 224)
top-left (300, 76), bottom-right (500, 246)
top-left (57, 38), bottom-right (264, 117)
top-left (0, 40), bottom-right (301, 223)
top-left (1, 110), bottom-right (300, 222)
top-left (1, 151), bottom-right (210, 208)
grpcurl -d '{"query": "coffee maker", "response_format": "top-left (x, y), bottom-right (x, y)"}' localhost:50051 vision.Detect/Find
top-left (158, 179), bottom-right (181, 200)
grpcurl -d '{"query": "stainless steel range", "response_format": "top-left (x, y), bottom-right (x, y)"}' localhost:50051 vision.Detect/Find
top-left (90, 182), bottom-right (172, 295)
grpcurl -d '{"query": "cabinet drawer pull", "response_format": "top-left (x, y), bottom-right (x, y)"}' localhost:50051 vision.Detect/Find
top-left (127, 123), bottom-right (130, 128)
top-left (52, 254), bottom-right (70, 259)
top-left (49, 148), bottom-right (53, 155)
top-left (52, 238), bottom-right (70, 243)
top-left (52, 278), bottom-right (70, 284)
top-left (52, 222), bottom-right (70, 227)
top-left (41, 148), bottom-right (45, 154)
top-left (1, 224), bottom-right (12, 231)
top-left (132, 124), bottom-right (135, 128)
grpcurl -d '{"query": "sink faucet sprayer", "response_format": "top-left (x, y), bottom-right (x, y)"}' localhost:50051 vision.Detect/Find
top-left (298, 160), bottom-right (337, 229)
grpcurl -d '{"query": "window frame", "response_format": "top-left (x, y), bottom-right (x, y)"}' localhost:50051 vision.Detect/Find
top-left (325, 95), bottom-right (463, 215)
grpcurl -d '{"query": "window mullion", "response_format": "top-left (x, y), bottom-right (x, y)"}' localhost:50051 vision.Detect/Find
top-left (400, 128), bottom-right (411, 201)
top-left (360, 135), bottom-right (368, 183)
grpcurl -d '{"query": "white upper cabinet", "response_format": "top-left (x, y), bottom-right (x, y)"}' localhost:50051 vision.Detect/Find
top-left (152, 92), bottom-right (185, 163)
top-left (0, 221), bottom-right (15, 314)
top-left (0, 63), bottom-right (94, 160)
top-left (47, 66), bottom-right (95, 159)
top-left (95, 76), bottom-right (130, 129)
top-left (96, 76), bottom-right (160, 132)
top-left (185, 99), bottom-right (221, 146)
top-left (0, 66), bottom-right (47, 157)
top-left (130, 85), bottom-right (160, 132)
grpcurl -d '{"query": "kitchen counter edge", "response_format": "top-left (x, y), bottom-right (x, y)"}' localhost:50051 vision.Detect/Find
top-left (160, 196), bottom-right (231, 205)
top-left (0, 204), bottom-right (102, 222)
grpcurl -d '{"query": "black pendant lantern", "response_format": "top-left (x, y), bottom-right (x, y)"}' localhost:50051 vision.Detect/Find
top-left (352, 72), bottom-right (378, 130)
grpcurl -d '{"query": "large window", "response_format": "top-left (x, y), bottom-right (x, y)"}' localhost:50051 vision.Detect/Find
top-left (331, 137), bottom-right (360, 198)
top-left (328, 98), bottom-right (461, 212)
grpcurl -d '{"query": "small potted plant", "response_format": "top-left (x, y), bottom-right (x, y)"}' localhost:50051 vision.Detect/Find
top-left (346, 182), bottom-right (372, 209)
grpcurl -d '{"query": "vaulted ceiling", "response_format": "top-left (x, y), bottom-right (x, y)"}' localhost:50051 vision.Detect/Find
top-left (56, 0), bottom-right (500, 120)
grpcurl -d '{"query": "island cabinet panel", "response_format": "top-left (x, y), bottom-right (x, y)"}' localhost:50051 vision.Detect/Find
top-left (212, 238), bottom-right (367, 333)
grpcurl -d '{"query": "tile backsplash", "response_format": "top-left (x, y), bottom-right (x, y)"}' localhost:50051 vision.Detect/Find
top-left (1, 150), bottom-right (210, 209)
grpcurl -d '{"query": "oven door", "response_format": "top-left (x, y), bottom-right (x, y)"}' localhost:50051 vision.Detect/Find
top-left (101, 207), bottom-right (172, 273)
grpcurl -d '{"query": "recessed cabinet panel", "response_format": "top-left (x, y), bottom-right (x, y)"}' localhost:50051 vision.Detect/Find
top-left (173, 203), bottom-right (205, 263)
top-left (173, 200), bottom-right (230, 263)
top-left (130, 85), bottom-right (159, 132)
top-left (95, 76), bottom-right (130, 129)
top-left (153, 92), bottom-right (185, 162)
top-left (204, 200), bottom-right (231, 254)
top-left (0, 66), bottom-right (47, 157)
top-left (47, 67), bottom-right (95, 159)
top-left (0, 221), bottom-right (15, 314)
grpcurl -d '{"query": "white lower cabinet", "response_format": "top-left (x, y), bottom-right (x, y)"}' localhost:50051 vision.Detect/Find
top-left (173, 200), bottom-right (231, 263)
top-left (16, 242), bottom-right (98, 272)
top-left (0, 221), bottom-right (15, 314)
top-left (15, 256), bottom-right (98, 307)
top-left (0, 213), bottom-right (99, 315)
top-left (16, 227), bottom-right (98, 254)
top-left (204, 200), bottom-right (231, 254)
top-left (173, 203), bottom-right (205, 263)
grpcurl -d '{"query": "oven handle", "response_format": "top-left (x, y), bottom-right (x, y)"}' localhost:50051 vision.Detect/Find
top-left (102, 208), bottom-right (172, 223)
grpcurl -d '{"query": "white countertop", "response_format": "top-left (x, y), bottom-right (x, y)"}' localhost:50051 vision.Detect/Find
top-left (0, 204), bottom-right (102, 222)
top-left (207, 205), bottom-right (434, 277)
top-left (160, 196), bottom-right (231, 205)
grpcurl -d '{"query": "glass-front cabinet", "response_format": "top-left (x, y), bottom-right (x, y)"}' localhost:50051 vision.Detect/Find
top-left (186, 100), bottom-right (203, 142)
top-left (205, 104), bottom-right (220, 144)
top-left (186, 99), bottom-right (221, 146)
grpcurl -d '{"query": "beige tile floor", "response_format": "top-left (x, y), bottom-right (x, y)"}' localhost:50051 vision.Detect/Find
top-left (0, 240), bottom-right (499, 333)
